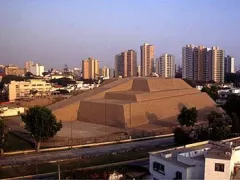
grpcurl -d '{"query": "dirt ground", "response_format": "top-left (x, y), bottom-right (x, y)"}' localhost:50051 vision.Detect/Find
top-left (13, 95), bottom-right (67, 108)
top-left (4, 116), bottom-right (127, 139)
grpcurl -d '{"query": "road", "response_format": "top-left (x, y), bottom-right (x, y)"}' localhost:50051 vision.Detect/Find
top-left (0, 136), bottom-right (174, 167)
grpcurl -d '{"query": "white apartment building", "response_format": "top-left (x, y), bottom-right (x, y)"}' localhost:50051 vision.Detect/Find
top-left (225, 55), bottom-right (235, 74)
top-left (149, 139), bottom-right (240, 180)
top-left (100, 66), bottom-right (110, 79)
top-left (156, 54), bottom-right (175, 78)
top-left (30, 63), bottom-right (45, 76)
top-left (7, 79), bottom-right (52, 101)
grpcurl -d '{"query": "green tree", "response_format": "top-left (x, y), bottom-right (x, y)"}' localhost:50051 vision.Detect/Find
top-left (207, 111), bottom-right (231, 141)
top-left (223, 95), bottom-right (240, 133)
top-left (0, 117), bottom-right (8, 155)
top-left (201, 86), bottom-right (219, 101)
top-left (173, 127), bottom-right (192, 145)
top-left (21, 106), bottom-right (62, 152)
top-left (177, 106), bottom-right (198, 128)
top-left (231, 113), bottom-right (240, 133)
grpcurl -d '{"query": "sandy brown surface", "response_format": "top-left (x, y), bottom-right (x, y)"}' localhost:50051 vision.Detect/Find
top-left (13, 96), bottom-right (66, 108)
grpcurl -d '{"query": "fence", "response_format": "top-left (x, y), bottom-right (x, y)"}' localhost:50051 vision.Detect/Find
top-left (41, 127), bottom-right (174, 148)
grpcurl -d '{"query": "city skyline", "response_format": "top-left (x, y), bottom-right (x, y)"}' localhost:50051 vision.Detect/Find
top-left (0, 0), bottom-right (239, 69)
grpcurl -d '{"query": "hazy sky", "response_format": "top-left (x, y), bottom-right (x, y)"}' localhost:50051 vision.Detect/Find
top-left (0, 0), bottom-right (239, 70)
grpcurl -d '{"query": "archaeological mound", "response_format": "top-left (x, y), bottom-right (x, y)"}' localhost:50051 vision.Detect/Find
top-left (48, 78), bottom-right (219, 128)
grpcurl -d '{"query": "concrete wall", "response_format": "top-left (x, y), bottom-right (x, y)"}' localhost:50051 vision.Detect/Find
top-left (204, 158), bottom-right (231, 180)
top-left (53, 102), bottom-right (80, 121)
top-left (78, 100), bottom-right (126, 127)
top-left (149, 155), bottom-right (189, 180)
top-left (0, 107), bottom-right (24, 117)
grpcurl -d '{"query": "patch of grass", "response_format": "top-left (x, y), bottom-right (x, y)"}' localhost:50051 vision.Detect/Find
top-left (4, 133), bottom-right (34, 152)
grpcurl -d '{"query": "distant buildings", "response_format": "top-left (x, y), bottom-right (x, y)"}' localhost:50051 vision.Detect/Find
top-left (193, 46), bottom-right (208, 81)
top-left (208, 47), bottom-right (224, 83)
top-left (82, 57), bottom-right (99, 79)
top-left (149, 139), bottom-right (240, 180)
top-left (30, 63), bottom-right (45, 76)
top-left (24, 61), bottom-right (33, 72)
top-left (182, 44), bottom-right (194, 80)
top-left (137, 65), bottom-right (141, 77)
top-left (224, 55), bottom-right (235, 74)
top-left (156, 54), bottom-right (175, 78)
top-left (140, 43), bottom-right (154, 77)
top-left (72, 68), bottom-right (81, 77)
top-left (115, 50), bottom-right (137, 77)
top-left (0, 65), bottom-right (4, 73)
top-left (7, 79), bottom-right (52, 101)
top-left (182, 45), bottom-right (225, 83)
top-left (100, 66), bottom-right (110, 79)
top-left (4, 65), bottom-right (25, 76)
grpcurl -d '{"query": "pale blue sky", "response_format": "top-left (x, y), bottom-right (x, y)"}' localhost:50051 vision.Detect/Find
top-left (0, 0), bottom-right (239, 70)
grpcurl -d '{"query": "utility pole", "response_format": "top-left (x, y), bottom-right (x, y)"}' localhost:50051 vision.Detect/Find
top-left (35, 161), bottom-right (38, 179)
top-left (105, 99), bottom-right (107, 133)
top-left (129, 99), bottom-right (132, 127)
top-left (71, 117), bottom-right (73, 149)
top-left (58, 164), bottom-right (61, 180)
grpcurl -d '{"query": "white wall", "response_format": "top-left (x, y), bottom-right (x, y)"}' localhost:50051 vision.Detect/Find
top-left (0, 107), bottom-right (24, 117)
top-left (149, 155), bottom-right (188, 180)
top-left (204, 158), bottom-right (230, 180)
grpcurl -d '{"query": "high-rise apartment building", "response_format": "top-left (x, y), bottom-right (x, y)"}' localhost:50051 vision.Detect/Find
top-left (182, 44), bottom-right (194, 80)
top-left (140, 43), bottom-right (154, 77)
top-left (224, 55), bottom-right (235, 73)
top-left (193, 46), bottom-right (208, 81)
top-left (82, 57), bottom-right (99, 79)
top-left (156, 54), bottom-right (175, 78)
top-left (115, 50), bottom-right (137, 77)
top-left (25, 61), bottom-right (33, 72)
top-left (182, 45), bottom-right (225, 83)
top-left (30, 63), bottom-right (44, 76)
top-left (100, 66), bottom-right (110, 79)
top-left (208, 47), bottom-right (224, 83)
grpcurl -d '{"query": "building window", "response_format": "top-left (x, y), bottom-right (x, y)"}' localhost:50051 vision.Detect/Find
top-left (215, 163), bottom-right (224, 172)
top-left (153, 162), bottom-right (165, 175)
top-left (176, 171), bottom-right (182, 180)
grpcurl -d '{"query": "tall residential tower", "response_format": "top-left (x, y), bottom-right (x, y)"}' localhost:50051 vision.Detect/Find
top-left (82, 57), bottom-right (99, 79)
top-left (140, 43), bottom-right (154, 77)
top-left (156, 54), bottom-right (175, 78)
top-left (224, 55), bottom-right (235, 73)
top-left (115, 50), bottom-right (137, 77)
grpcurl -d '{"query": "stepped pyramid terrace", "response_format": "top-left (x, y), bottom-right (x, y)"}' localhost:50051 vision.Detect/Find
top-left (48, 77), bottom-right (220, 128)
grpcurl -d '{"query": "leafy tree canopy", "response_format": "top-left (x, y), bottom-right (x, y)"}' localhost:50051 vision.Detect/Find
top-left (174, 127), bottom-right (192, 145)
top-left (207, 111), bottom-right (232, 141)
top-left (201, 86), bottom-right (219, 101)
top-left (177, 106), bottom-right (198, 127)
top-left (21, 106), bottom-right (62, 151)
top-left (0, 118), bottom-right (8, 155)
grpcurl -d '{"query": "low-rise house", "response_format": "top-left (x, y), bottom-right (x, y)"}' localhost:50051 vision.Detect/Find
top-left (149, 139), bottom-right (240, 180)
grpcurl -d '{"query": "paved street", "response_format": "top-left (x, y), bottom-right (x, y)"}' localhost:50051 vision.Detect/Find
top-left (0, 137), bottom-right (174, 167)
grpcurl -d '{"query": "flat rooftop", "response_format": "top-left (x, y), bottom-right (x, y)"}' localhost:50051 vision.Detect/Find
top-left (150, 138), bottom-right (240, 168)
